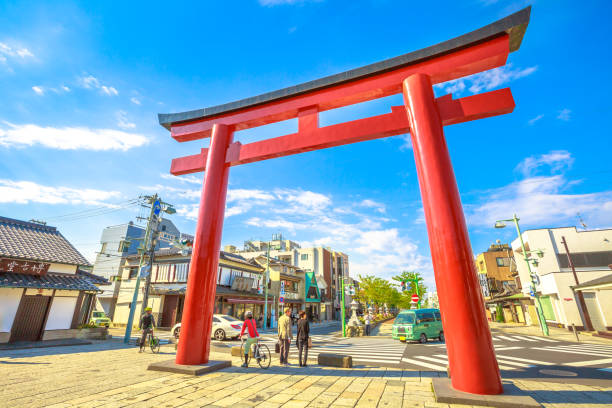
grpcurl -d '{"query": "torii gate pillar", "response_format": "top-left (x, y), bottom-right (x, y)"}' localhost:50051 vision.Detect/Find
top-left (403, 74), bottom-right (502, 394)
top-left (175, 124), bottom-right (233, 366)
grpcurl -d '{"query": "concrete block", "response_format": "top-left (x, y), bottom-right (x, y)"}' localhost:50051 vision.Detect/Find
top-left (147, 359), bottom-right (231, 376)
top-left (432, 378), bottom-right (540, 408)
top-left (318, 353), bottom-right (352, 368)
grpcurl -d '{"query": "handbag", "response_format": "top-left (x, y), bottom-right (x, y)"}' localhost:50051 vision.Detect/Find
top-left (308, 337), bottom-right (312, 349)
top-left (275, 341), bottom-right (280, 353)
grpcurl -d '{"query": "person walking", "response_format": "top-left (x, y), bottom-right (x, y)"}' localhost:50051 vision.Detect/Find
top-left (278, 307), bottom-right (293, 365)
top-left (296, 310), bottom-right (310, 366)
top-left (364, 313), bottom-right (372, 336)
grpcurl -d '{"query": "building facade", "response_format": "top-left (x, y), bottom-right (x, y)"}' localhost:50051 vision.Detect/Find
top-left (112, 249), bottom-right (268, 328)
top-left (0, 217), bottom-right (100, 343)
top-left (511, 226), bottom-right (612, 331)
top-left (91, 219), bottom-right (183, 319)
top-left (232, 237), bottom-right (349, 321)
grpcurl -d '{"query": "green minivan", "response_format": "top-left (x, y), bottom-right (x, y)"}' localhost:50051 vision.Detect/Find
top-left (392, 308), bottom-right (444, 343)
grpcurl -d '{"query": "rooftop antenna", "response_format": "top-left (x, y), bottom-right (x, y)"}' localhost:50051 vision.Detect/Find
top-left (577, 212), bottom-right (588, 230)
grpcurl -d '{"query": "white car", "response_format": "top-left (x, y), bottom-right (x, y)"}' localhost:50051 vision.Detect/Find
top-left (171, 314), bottom-right (244, 341)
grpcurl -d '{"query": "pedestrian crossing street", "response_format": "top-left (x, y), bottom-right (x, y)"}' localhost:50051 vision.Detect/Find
top-left (404, 339), bottom-right (612, 372)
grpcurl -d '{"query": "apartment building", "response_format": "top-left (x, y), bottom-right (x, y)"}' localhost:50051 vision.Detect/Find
top-left (511, 226), bottom-right (612, 331)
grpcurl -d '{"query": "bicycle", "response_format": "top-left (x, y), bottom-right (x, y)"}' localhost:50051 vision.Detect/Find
top-left (140, 329), bottom-right (161, 353)
top-left (240, 337), bottom-right (271, 369)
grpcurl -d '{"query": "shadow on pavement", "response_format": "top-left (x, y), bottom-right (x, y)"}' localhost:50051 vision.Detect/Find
top-left (527, 389), bottom-right (612, 405)
top-left (498, 365), bottom-right (612, 387)
top-left (0, 340), bottom-right (137, 359)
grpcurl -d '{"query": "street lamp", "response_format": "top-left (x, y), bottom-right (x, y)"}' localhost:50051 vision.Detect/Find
top-left (494, 214), bottom-right (550, 336)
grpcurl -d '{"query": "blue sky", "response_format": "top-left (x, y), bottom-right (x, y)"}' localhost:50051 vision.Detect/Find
top-left (1, 0), bottom-right (611, 291)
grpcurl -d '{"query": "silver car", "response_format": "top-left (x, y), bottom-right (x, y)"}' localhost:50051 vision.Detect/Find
top-left (171, 314), bottom-right (244, 341)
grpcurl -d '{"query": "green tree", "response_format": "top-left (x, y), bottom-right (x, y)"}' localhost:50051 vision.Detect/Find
top-left (392, 271), bottom-right (427, 309)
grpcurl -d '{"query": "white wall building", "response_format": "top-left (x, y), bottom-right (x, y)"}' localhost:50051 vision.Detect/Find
top-left (511, 226), bottom-right (612, 331)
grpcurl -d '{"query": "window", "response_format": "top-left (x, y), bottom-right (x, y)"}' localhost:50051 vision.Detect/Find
top-left (301, 254), bottom-right (308, 261)
top-left (556, 251), bottom-right (612, 268)
top-left (434, 311), bottom-right (441, 321)
top-left (496, 257), bottom-right (510, 267)
top-left (418, 312), bottom-right (435, 323)
top-left (129, 267), bottom-right (138, 279)
top-left (212, 317), bottom-right (220, 323)
top-left (161, 225), bottom-right (167, 232)
top-left (394, 313), bottom-right (415, 324)
top-left (118, 240), bottom-right (129, 252)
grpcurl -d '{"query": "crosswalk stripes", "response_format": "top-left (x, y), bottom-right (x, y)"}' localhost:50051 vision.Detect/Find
top-left (565, 357), bottom-right (612, 367)
top-left (533, 344), bottom-right (612, 358)
top-left (491, 334), bottom-right (559, 343)
top-left (400, 353), bottom-right (537, 371)
top-left (285, 340), bottom-right (406, 364)
top-left (494, 355), bottom-right (553, 366)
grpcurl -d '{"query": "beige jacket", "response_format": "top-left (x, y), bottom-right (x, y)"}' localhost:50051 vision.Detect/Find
top-left (277, 314), bottom-right (293, 340)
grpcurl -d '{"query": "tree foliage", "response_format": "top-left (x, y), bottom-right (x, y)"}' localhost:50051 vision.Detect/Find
top-left (391, 271), bottom-right (427, 309)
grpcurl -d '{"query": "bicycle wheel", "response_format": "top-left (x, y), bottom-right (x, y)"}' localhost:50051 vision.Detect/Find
top-left (150, 336), bottom-right (161, 353)
top-left (256, 344), bottom-right (271, 369)
top-left (240, 342), bottom-right (250, 365)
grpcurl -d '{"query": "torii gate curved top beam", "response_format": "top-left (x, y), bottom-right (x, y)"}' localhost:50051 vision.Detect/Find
top-left (158, 7), bottom-right (529, 137)
top-left (158, 7), bottom-right (531, 397)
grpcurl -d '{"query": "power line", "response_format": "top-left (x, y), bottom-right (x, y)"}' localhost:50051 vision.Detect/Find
top-left (43, 198), bottom-right (141, 220)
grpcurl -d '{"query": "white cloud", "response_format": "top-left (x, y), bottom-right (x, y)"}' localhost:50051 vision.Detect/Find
top-left (116, 110), bottom-right (136, 129)
top-left (468, 151), bottom-right (612, 229)
top-left (436, 64), bottom-right (537, 96)
top-left (78, 75), bottom-right (119, 96)
top-left (557, 108), bottom-right (571, 121)
top-left (0, 122), bottom-right (148, 151)
top-left (160, 173), bottom-right (201, 185)
top-left (0, 42), bottom-right (34, 62)
top-left (32, 86), bottom-right (44, 95)
top-left (130, 97), bottom-right (141, 105)
top-left (0, 179), bottom-right (121, 206)
top-left (101, 85), bottom-right (118, 96)
top-left (358, 199), bottom-right (386, 214)
top-left (61, 85), bottom-right (71, 92)
top-left (528, 114), bottom-right (544, 126)
top-left (515, 150), bottom-right (573, 177)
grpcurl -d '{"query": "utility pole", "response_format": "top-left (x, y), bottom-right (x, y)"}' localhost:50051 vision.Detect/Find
top-left (123, 195), bottom-right (157, 343)
top-left (140, 227), bottom-right (159, 315)
top-left (561, 236), bottom-right (593, 331)
top-left (341, 276), bottom-right (346, 337)
top-left (123, 194), bottom-right (175, 343)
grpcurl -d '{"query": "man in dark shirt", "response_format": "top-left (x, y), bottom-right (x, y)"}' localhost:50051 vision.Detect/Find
top-left (139, 307), bottom-right (156, 352)
top-left (296, 310), bottom-right (310, 367)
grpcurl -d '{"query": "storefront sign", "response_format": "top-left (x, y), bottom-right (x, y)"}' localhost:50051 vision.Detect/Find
top-left (304, 271), bottom-right (320, 302)
top-left (0, 258), bottom-right (49, 276)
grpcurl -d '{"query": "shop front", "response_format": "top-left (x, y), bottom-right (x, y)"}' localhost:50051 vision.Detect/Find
top-left (304, 271), bottom-right (321, 322)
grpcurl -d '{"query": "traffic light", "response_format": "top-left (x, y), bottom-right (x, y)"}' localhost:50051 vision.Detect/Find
top-left (401, 281), bottom-right (407, 292)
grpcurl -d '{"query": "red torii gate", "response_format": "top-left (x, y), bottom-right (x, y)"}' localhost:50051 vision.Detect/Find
top-left (159, 8), bottom-right (530, 395)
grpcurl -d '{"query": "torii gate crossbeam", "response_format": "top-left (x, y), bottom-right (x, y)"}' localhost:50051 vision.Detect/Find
top-left (159, 7), bottom-right (531, 396)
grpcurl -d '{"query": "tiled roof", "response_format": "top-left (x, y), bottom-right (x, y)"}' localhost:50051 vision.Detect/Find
top-left (0, 272), bottom-right (101, 292)
top-left (77, 269), bottom-right (110, 285)
top-left (0, 217), bottom-right (90, 266)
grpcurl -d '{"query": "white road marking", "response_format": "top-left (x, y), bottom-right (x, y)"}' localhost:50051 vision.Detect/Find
top-left (565, 358), bottom-right (612, 367)
top-left (525, 335), bottom-right (558, 342)
top-left (532, 347), bottom-right (612, 357)
top-left (494, 355), bottom-right (553, 365)
top-left (494, 346), bottom-right (523, 351)
top-left (414, 355), bottom-right (448, 365)
top-left (401, 357), bottom-right (446, 371)
top-left (509, 335), bottom-right (538, 342)
top-left (495, 335), bottom-right (521, 342)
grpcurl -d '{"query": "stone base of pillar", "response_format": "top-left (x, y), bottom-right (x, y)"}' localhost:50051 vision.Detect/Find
top-left (148, 359), bottom-right (231, 376)
top-left (432, 378), bottom-right (539, 408)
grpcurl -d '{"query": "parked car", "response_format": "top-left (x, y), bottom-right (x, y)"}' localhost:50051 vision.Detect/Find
top-left (171, 314), bottom-right (243, 341)
top-left (392, 308), bottom-right (443, 343)
top-left (89, 311), bottom-right (111, 328)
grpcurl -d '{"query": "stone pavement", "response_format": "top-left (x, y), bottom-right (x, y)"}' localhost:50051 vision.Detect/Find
top-left (489, 322), bottom-right (612, 344)
top-left (1, 340), bottom-right (611, 408)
